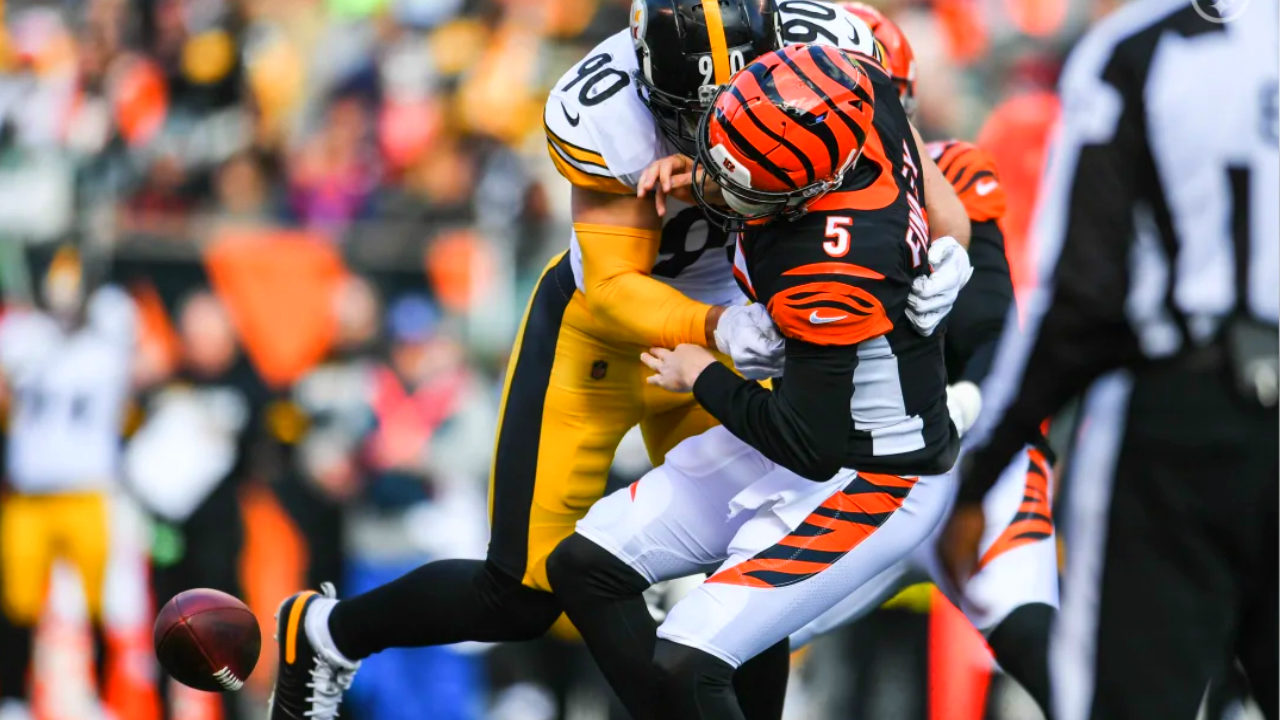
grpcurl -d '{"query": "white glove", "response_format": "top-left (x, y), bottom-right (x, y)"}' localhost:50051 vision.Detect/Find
top-left (907, 236), bottom-right (973, 336)
top-left (714, 304), bottom-right (785, 380)
top-left (946, 380), bottom-right (983, 438)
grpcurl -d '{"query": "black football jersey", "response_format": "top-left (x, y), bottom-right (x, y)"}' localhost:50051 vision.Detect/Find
top-left (695, 63), bottom-right (957, 480)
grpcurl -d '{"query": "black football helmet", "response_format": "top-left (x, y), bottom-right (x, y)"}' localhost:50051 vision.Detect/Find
top-left (630, 0), bottom-right (782, 156)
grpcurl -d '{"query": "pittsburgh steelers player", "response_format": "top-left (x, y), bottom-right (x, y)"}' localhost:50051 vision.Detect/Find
top-left (266, 3), bottom-right (972, 718)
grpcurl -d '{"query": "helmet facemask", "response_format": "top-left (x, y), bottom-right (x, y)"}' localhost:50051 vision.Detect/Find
top-left (634, 71), bottom-right (707, 157)
top-left (691, 88), bottom-right (863, 228)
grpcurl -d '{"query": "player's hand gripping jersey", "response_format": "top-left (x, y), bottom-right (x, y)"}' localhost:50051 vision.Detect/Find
top-left (542, 1), bottom-right (884, 334)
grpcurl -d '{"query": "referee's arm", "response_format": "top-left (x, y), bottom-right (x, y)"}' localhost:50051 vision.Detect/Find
top-left (956, 34), bottom-right (1147, 502)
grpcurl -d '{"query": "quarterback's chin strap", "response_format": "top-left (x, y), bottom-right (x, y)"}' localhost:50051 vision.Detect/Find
top-left (576, 222), bottom-right (717, 348)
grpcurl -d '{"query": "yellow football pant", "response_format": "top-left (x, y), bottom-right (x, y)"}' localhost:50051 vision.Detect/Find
top-left (0, 490), bottom-right (109, 625)
top-left (488, 253), bottom-right (719, 591)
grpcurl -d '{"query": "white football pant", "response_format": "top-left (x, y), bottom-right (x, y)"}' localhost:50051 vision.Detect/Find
top-left (790, 443), bottom-right (1058, 647)
top-left (576, 425), bottom-right (955, 667)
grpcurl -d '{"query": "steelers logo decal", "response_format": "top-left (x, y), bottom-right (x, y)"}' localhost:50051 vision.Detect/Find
top-left (630, 0), bottom-right (648, 43)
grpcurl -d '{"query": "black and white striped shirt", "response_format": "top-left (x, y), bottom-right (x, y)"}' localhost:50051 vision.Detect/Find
top-left (960, 0), bottom-right (1278, 496)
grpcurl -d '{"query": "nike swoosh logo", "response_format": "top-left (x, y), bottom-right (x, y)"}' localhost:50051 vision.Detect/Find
top-left (809, 310), bottom-right (848, 325)
top-left (562, 103), bottom-right (581, 127)
top-left (844, 18), bottom-right (861, 45)
top-left (975, 179), bottom-right (998, 196)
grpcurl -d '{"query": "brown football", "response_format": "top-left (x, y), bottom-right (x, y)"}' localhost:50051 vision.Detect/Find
top-left (154, 588), bottom-right (261, 692)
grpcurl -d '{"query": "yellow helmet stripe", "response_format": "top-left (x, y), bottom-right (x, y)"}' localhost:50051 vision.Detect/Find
top-left (702, 0), bottom-right (732, 84)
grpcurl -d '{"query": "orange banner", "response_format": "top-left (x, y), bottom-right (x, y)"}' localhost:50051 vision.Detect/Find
top-left (204, 230), bottom-right (346, 388)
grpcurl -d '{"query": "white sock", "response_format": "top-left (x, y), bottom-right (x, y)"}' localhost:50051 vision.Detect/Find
top-left (304, 597), bottom-right (358, 668)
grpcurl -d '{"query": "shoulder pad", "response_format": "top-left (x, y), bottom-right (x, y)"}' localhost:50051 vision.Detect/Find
top-left (778, 1), bottom-right (881, 64)
top-left (545, 31), bottom-right (661, 194)
top-left (928, 139), bottom-right (1007, 222)
top-left (767, 275), bottom-right (892, 346)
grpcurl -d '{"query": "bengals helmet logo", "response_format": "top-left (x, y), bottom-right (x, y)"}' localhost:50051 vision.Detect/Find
top-left (722, 157), bottom-right (737, 173)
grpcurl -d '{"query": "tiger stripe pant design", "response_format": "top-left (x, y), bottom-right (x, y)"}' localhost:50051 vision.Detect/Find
top-left (575, 425), bottom-right (955, 667)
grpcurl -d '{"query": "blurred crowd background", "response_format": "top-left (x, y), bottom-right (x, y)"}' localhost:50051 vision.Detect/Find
top-left (0, 0), bottom-right (1134, 718)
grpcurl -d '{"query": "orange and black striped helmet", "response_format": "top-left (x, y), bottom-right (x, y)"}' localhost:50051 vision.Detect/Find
top-left (693, 44), bottom-right (875, 224)
top-left (840, 3), bottom-right (917, 115)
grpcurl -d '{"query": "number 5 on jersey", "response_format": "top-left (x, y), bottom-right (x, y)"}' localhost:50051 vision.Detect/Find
top-left (824, 216), bottom-right (852, 257)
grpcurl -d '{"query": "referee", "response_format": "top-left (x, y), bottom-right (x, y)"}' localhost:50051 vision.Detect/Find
top-left (937, 0), bottom-right (1278, 718)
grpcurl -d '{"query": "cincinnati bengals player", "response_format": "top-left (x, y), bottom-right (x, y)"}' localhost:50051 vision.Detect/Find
top-left (551, 44), bottom-right (963, 720)
top-left (265, 2), bottom-right (973, 719)
top-left (780, 5), bottom-right (1058, 713)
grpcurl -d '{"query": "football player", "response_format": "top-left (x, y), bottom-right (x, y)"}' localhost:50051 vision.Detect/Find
top-left (550, 43), bottom-right (965, 719)
top-left (782, 4), bottom-right (1058, 713)
top-left (265, 3), bottom-right (971, 718)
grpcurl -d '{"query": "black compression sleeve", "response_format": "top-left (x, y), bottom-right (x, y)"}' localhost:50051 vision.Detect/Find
top-left (945, 219), bottom-right (1015, 385)
top-left (693, 339), bottom-right (856, 481)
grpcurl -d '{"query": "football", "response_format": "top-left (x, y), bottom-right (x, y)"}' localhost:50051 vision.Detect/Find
top-left (153, 588), bottom-right (261, 692)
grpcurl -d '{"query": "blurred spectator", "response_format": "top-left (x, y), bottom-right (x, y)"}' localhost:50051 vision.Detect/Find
top-left (288, 92), bottom-right (380, 230)
top-left (363, 293), bottom-right (492, 505)
top-left (341, 293), bottom-right (495, 720)
top-left (0, 246), bottom-right (136, 720)
top-left (372, 131), bottom-right (476, 229)
top-left (124, 152), bottom-right (193, 234)
top-left (209, 149), bottom-right (280, 224)
top-left (284, 275), bottom-right (384, 591)
top-left (124, 289), bottom-right (271, 720)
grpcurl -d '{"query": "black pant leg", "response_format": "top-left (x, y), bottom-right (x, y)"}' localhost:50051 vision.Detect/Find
top-left (327, 558), bottom-right (561, 660)
top-left (986, 602), bottom-right (1054, 716)
top-left (1232, 418), bottom-right (1278, 720)
top-left (733, 638), bottom-right (790, 720)
top-left (546, 533), bottom-right (661, 718)
top-left (654, 639), bottom-right (745, 720)
top-left (1061, 368), bottom-right (1277, 720)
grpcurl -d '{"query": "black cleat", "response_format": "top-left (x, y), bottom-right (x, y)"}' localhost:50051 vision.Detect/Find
top-left (266, 582), bottom-right (359, 719)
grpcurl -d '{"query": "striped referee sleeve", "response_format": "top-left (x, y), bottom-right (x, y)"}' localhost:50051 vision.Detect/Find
top-left (956, 9), bottom-right (1154, 501)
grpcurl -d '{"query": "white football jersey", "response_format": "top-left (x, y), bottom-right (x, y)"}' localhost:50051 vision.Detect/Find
top-left (1, 287), bottom-right (136, 494)
top-left (543, 0), bottom-right (880, 308)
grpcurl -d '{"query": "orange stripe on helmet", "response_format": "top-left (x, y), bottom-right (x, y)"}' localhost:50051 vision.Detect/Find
top-left (780, 48), bottom-right (874, 169)
top-left (763, 58), bottom-right (847, 174)
top-left (842, 2), bottom-right (916, 89)
top-left (719, 70), bottom-right (819, 190)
